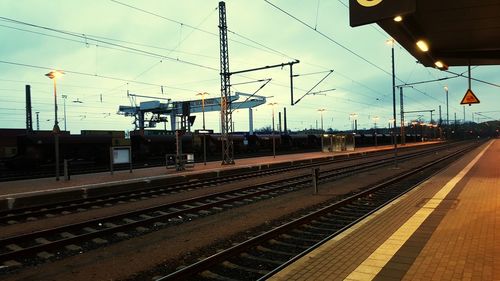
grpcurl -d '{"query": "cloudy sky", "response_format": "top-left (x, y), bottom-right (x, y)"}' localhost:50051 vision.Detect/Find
top-left (1, 0), bottom-right (498, 134)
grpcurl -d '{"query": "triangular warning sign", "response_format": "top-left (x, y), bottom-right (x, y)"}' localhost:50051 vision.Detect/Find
top-left (460, 89), bottom-right (480, 105)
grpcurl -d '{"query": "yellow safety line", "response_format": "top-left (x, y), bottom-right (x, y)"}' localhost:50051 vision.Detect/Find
top-left (344, 141), bottom-right (493, 281)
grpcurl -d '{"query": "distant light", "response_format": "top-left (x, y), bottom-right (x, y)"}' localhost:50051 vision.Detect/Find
top-left (444, 85), bottom-right (448, 91)
top-left (45, 70), bottom-right (64, 80)
top-left (393, 15), bottom-right (403, 22)
top-left (435, 61), bottom-right (447, 70)
top-left (386, 38), bottom-right (395, 46)
top-left (416, 40), bottom-right (429, 52)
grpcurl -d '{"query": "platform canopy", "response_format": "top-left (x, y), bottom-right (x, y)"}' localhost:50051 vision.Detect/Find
top-left (350, 0), bottom-right (500, 68)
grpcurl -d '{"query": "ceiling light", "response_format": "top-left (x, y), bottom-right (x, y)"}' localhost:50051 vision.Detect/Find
top-left (416, 40), bottom-right (429, 52)
top-left (393, 16), bottom-right (403, 22)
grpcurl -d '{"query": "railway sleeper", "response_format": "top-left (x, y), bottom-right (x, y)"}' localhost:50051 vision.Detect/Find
top-left (199, 269), bottom-right (237, 281)
top-left (2, 260), bottom-right (22, 268)
top-left (334, 208), bottom-right (368, 218)
top-left (280, 233), bottom-right (318, 243)
top-left (256, 245), bottom-right (295, 257)
top-left (268, 239), bottom-right (309, 250)
top-left (5, 244), bottom-right (23, 252)
top-left (291, 228), bottom-right (328, 237)
top-left (60, 232), bottom-right (77, 239)
top-left (37, 251), bottom-right (54, 260)
top-left (302, 223), bottom-right (337, 232)
top-left (315, 217), bottom-right (351, 225)
top-left (198, 210), bottom-right (212, 216)
top-left (348, 202), bottom-right (377, 210)
top-left (65, 244), bottom-right (82, 252)
top-left (221, 260), bottom-right (270, 276)
top-left (240, 252), bottom-right (284, 266)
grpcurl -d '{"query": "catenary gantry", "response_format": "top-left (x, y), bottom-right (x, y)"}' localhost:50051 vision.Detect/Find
top-left (117, 92), bottom-right (267, 133)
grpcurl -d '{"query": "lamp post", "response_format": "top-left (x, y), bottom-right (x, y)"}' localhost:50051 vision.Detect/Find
top-left (389, 118), bottom-right (395, 144)
top-left (412, 121), bottom-right (418, 142)
top-left (386, 38), bottom-right (398, 167)
top-left (45, 70), bottom-right (64, 181)
top-left (62, 94), bottom-right (67, 132)
top-left (372, 116), bottom-right (379, 146)
top-left (317, 109), bottom-right (326, 132)
top-left (196, 92), bottom-right (209, 165)
top-left (269, 102), bottom-right (278, 158)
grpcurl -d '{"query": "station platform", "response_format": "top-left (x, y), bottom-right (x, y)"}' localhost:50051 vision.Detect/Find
top-left (268, 139), bottom-right (499, 281)
top-left (0, 142), bottom-right (434, 198)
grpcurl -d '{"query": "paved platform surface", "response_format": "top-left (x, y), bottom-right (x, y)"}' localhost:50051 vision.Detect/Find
top-left (269, 139), bottom-right (499, 281)
top-left (0, 142), bottom-right (433, 197)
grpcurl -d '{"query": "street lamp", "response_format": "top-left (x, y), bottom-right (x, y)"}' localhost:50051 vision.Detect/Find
top-left (268, 102), bottom-right (278, 158)
top-left (444, 86), bottom-right (449, 139)
top-left (317, 108), bottom-right (326, 132)
top-left (45, 70), bottom-right (64, 181)
top-left (386, 38), bottom-right (398, 167)
top-left (62, 94), bottom-right (67, 132)
top-left (388, 118), bottom-right (395, 144)
top-left (196, 92), bottom-right (209, 165)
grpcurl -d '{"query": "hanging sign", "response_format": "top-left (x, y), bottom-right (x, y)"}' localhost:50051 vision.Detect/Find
top-left (460, 89), bottom-right (480, 106)
top-left (349, 0), bottom-right (416, 27)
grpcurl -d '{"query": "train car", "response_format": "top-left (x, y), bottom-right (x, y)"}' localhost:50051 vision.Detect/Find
top-left (254, 133), bottom-right (282, 152)
top-left (5, 132), bottom-right (113, 170)
top-left (0, 129), bottom-right (25, 160)
top-left (130, 131), bottom-right (192, 163)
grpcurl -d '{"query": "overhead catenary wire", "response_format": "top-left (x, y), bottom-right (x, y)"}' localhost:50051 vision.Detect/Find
top-left (264, 1), bottom-right (467, 109)
top-left (0, 16), bottom-right (218, 72)
top-left (264, 0), bottom-right (393, 77)
top-left (0, 0), bottom-right (388, 107)
top-left (110, 0), bottom-right (295, 60)
top-left (0, 60), bottom-right (201, 93)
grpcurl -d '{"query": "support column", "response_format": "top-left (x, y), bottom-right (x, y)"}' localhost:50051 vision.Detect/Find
top-left (283, 107), bottom-right (287, 134)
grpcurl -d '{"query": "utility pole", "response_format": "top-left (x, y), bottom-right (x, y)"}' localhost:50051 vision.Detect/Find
top-left (35, 112), bottom-right (40, 131)
top-left (25, 85), bottom-right (33, 133)
top-left (439, 105), bottom-right (442, 125)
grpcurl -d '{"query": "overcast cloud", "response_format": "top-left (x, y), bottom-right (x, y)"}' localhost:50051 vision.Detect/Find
top-left (1, 0), bottom-right (498, 133)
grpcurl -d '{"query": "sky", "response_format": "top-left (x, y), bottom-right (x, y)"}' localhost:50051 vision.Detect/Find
top-left (0, 0), bottom-right (499, 134)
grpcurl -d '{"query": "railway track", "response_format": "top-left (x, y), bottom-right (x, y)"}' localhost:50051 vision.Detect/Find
top-left (0, 142), bottom-right (471, 271)
top-left (157, 142), bottom-right (478, 281)
top-left (0, 144), bottom-right (436, 225)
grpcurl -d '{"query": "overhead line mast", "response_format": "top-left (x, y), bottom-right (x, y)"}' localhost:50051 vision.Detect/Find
top-left (219, 1), bottom-right (233, 165)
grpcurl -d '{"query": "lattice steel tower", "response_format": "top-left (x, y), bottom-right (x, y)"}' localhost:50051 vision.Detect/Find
top-left (219, 1), bottom-right (234, 165)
